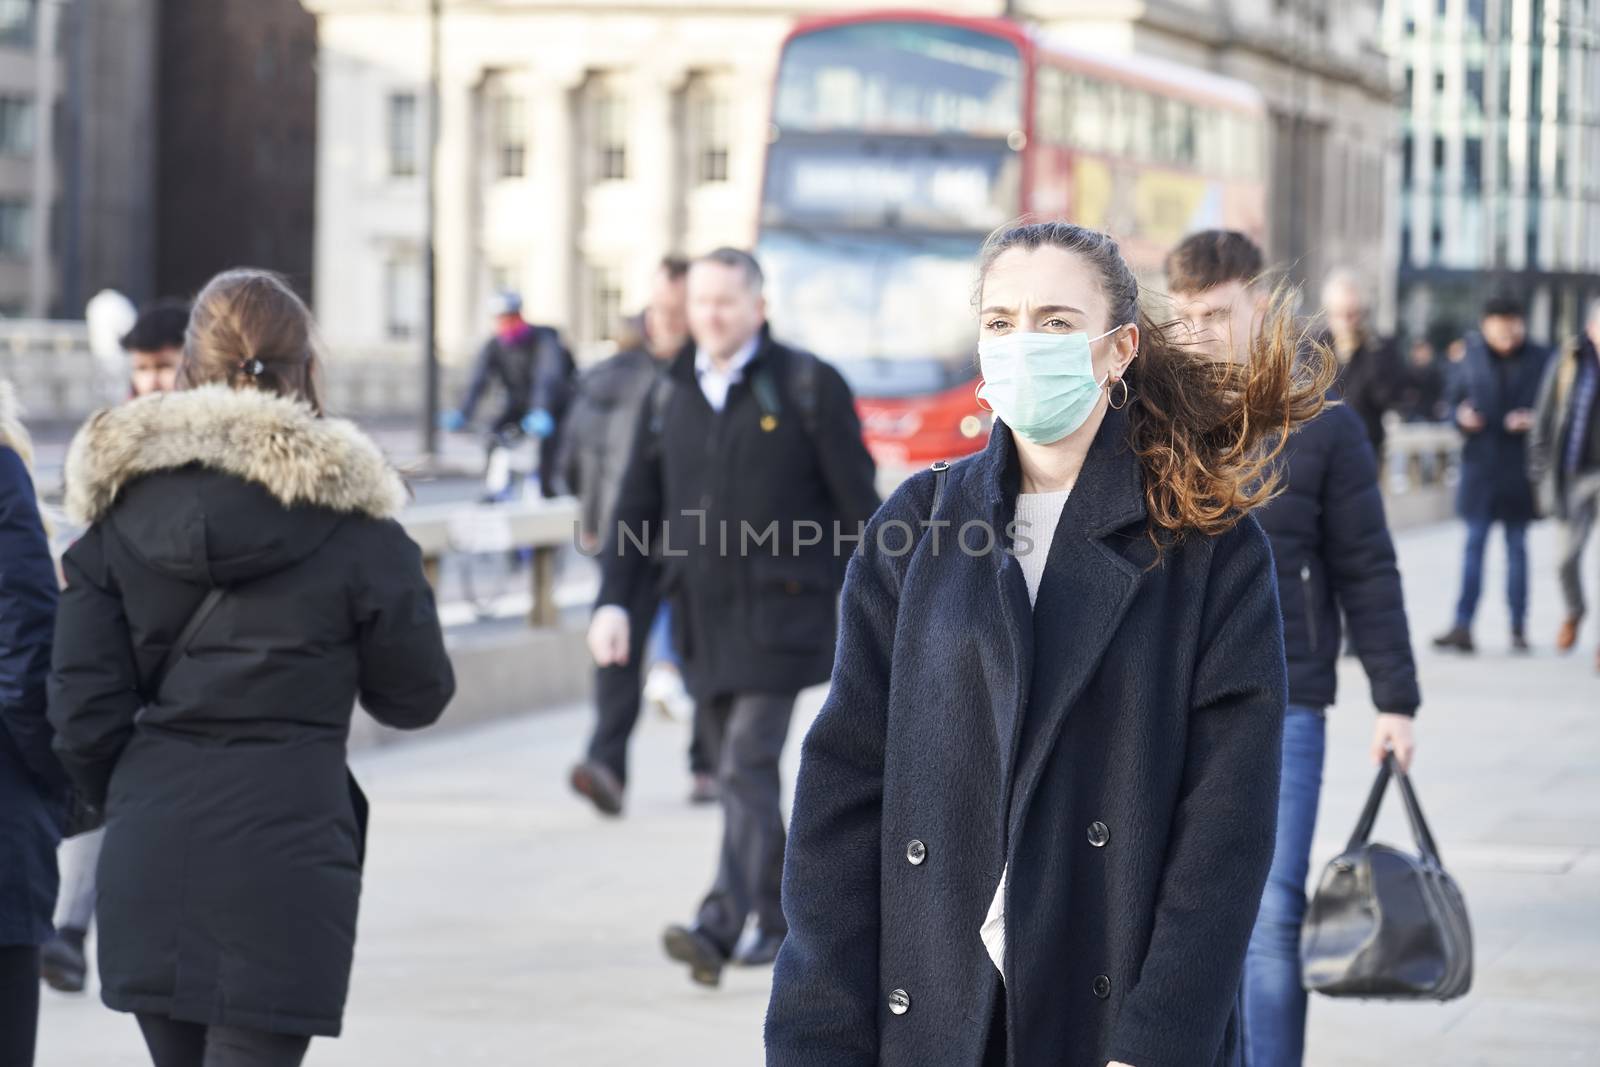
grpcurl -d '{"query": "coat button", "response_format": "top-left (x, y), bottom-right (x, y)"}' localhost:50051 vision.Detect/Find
top-left (906, 839), bottom-right (927, 866)
top-left (1087, 821), bottom-right (1110, 848)
top-left (888, 988), bottom-right (911, 1015)
top-left (1092, 974), bottom-right (1112, 999)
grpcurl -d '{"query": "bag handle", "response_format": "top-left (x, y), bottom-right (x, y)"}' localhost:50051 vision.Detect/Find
top-left (1345, 752), bottom-right (1443, 865)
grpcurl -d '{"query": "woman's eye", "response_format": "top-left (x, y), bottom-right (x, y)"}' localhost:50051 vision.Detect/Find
top-left (984, 319), bottom-right (1011, 332)
top-left (1043, 318), bottom-right (1072, 330)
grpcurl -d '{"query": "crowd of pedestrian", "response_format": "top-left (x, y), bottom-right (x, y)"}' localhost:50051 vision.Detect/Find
top-left (1, 216), bottom-right (1595, 1067)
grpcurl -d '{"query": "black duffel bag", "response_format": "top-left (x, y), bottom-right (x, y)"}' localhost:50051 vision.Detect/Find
top-left (1301, 753), bottom-right (1473, 1001)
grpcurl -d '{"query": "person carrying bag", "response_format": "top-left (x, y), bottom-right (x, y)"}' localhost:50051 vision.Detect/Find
top-left (1302, 753), bottom-right (1473, 1001)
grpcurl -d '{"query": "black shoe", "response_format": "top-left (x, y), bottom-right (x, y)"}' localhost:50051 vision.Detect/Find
top-left (569, 761), bottom-right (624, 817)
top-left (662, 924), bottom-right (727, 987)
top-left (40, 927), bottom-right (87, 993)
top-left (733, 929), bottom-right (786, 968)
top-left (688, 774), bottom-right (719, 806)
top-left (1431, 626), bottom-right (1475, 653)
top-left (1511, 630), bottom-right (1532, 654)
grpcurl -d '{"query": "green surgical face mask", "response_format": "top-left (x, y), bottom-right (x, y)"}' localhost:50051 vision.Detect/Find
top-left (977, 326), bottom-right (1127, 445)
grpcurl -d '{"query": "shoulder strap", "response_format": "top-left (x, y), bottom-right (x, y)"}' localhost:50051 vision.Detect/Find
top-left (646, 372), bottom-right (676, 459)
top-left (145, 587), bottom-right (225, 701)
top-left (929, 460), bottom-right (950, 518)
top-left (750, 349), bottom-right (821, 438)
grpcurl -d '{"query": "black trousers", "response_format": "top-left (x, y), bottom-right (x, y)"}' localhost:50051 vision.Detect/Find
top-left (586, 584), bottom-right (713, 784)
top-left (135, 1015), bottom-right (310, 1067)
top-left (0, 946), bottom-right (39, 1067)
top-left (694, 690), bottom-right (796, 952)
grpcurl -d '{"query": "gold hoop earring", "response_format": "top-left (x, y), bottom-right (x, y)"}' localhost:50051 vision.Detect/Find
top-left (974, 381), bottom-right (993, 413)
top-left (1107, 376), bottom-right (1130, 411)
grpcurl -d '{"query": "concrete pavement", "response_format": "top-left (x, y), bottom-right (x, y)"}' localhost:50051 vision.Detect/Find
top-left (35, 519), bottom-right (1600, 1066)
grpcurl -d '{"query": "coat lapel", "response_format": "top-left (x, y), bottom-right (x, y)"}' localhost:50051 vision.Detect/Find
top-left (1004, 409), bottom-right (1151, 845)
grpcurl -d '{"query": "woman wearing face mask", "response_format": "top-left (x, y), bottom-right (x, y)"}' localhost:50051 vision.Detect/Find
top-left (765, 221), bottom-right (1327, 1067)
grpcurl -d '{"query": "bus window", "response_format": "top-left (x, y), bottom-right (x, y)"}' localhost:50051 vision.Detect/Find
top-left (1076, 77), bottom-right (1109, 154)
top-left (774, 21), bottom-right (1022, 137)
top-left (1037, 66), bottom-right (1065, 144)
top-left (1176, 103), bottom-right (1197, 168)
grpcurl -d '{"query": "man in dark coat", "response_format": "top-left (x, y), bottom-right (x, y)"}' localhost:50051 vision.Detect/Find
top-left (564, 256), bottom-right (718, 809)
top-left (1434, 295), bottom-right (1553, 653)
top-left (587, 247), bottom-right (879, 984)
top-left (445, 291), bottom-right (576, 498)
top-left (0, 380), bottom-right (66, 1067)
top-left (48, 385), bottom-right (454, 1044)
top-left (1168, 231), bottom-right (1422, 1066)
top-left (1319, 270), bottom-right (1403, 459)
top-left (1529, 297), bottom-right (1600, 668)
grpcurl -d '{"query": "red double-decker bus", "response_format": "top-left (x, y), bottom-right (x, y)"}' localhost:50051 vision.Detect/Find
top-left (756, 11), bottom-right (1268, 471)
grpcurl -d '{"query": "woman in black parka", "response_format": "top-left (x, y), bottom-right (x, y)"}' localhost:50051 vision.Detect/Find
top-left (48, 270), bottom-right (455, 1067)
top-left (766, 223), bottom-right (1328, 1067)
top-left (0, 379), bottom-right (66, 1067)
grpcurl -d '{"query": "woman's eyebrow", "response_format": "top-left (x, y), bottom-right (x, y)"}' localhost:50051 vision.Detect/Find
top-left (978, 303), bottom-right (1086, 317)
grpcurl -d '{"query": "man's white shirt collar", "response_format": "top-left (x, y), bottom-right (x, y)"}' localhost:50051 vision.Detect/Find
top-left (694, 334), bottom-right (761, 412)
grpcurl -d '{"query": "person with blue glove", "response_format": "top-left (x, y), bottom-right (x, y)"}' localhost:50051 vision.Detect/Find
top-left (452, 291), bottom-right (576, 497)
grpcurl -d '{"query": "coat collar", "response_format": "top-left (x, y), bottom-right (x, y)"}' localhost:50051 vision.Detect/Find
top-left (64, 385), bottom-right (409, 525)
top-left (963, 407), bottom-right (1147, 539)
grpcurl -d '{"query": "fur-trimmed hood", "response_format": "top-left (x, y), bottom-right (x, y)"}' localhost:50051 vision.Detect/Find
top-left (64, 385), bottom-right (407, 526)
top-left (0, 378), bottom-right (33, 471)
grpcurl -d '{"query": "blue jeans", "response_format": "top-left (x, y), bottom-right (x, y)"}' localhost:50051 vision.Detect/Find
top-left (1244, 704), bottom-right (1326, 1067)
top-left (648, 601), bottom-right (679, 668)
top-left (1454, 517), bottom-right (1529, 631)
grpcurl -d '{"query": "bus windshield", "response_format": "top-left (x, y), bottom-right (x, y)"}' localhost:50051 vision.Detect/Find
top-left (758, 228), bottom-right (981, 398)
top-left (774, 21), bottom-right (1022, 137)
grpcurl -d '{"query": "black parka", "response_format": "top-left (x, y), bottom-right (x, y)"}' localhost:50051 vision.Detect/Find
top-left (48, 386), bottom-right (454, 1037)
top-left (1254, 402), bottom-right (1420, 715)
top-left (1447, 333), bottom-right (1552, 523)
top-left (767, 412), bottom-right (1285, 1067)
top-left (596, 329), bottom-right (880, 702)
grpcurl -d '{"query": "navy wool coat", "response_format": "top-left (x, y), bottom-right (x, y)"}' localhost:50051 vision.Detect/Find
top-left (0, 383), bottom-right (67, 947)
top-left (767, 410), bottom-right (1286, 1067)
top-left (1447, 334), bottom-right (1552, 523)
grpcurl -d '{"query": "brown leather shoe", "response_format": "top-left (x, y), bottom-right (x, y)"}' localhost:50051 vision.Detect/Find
top-left (1557, 615), bottom-right (1582, 653)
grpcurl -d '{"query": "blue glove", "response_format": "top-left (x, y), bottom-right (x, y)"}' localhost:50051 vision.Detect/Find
top-left (440, 410), bottom-right (466, 432)
top-left (522, 408), bottom-right (555, 439)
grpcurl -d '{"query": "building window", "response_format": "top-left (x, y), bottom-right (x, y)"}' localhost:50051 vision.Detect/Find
top-left (1465, 69), bottom-right (1483, 112)
top-left (0, 96), bottom-right (33, 155)
top-left (1464, 137), bottom-right (1482, 193)
top-left (592, 87), bottom-right (628, 182)
top-left (1432, 135), bottom-right (1445, 171)
top-left (1434, 71), bottom-right (1445, 93)
top-left (590, 263), bottom-right (624, 342)
top-left (1467, 0), bottom-right (1486, 28)
top-left (492, 92), bottom-right (527, 179)
top-left (691, 83), bottom-right (732, 185)
top-left (384, 254), bottom-right (423, 341)
top-left (388, 92), bottom-right (419, 178)
top-left (0, 0), bottom-right (36, 48)
top-left (0, 199), bottom-right (30, 257)
top-left (1402, 134), bottom-right (1414, 189)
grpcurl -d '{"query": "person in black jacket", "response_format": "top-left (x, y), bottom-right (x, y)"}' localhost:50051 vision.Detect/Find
top-left (443, 291), bottom-right (576, 498)
top-left (1433, 295), bottom-right (1553, 654)
top-left (1318, 270), bottom-right (1403, 460)
top-left (588, 247), bottom-right (880, 985)
top-left (0, 380), bottom-right (66, 1067)
top-left (766, 222), bottom-right (1328, 1067)
top-left (563, 256), bottom-right (715, 809)
top-left (48, 270), bottom-right (455, 1067)
top-left (1168, 231), bottom-right (1422, 1067)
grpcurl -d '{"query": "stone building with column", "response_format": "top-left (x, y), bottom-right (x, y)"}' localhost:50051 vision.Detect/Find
top-left (304, 0), bottom-right (1401, 366)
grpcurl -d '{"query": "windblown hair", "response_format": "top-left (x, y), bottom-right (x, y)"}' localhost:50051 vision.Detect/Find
top-left (178, 269), bottom-right (324, 415)
top-left (975, 221), bottom-right (1331, 544)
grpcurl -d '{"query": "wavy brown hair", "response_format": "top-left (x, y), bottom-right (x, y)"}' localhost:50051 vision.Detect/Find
top-left (177, 269), bottom-right (325, 415)
top-left (975, 221), bottom-right (1331, 544)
